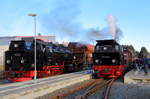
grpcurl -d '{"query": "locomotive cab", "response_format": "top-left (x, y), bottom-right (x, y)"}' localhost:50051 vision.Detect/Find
top-left (9, 40), bottom-right (33, 51)
top-left (5, 40), bottom-right (34, 71)
top-left (94, 40), bottom-right (123, 53)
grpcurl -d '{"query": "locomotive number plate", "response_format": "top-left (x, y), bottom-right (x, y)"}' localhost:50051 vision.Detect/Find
top-left (14, 53), bottom-right (21, 56)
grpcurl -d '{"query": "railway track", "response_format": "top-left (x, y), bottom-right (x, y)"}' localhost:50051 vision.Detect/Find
top-left (51, 78), bottom-right (116, 99)
top-left (75, 79), bottom-right (115, 99)
top-left (102, 79), bottom-right (115, 99)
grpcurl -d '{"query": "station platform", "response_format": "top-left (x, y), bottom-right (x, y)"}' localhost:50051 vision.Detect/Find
top-left (124, 69), bottom-right (150, 84)
top-left (0, 70), bottom-right (91, 99)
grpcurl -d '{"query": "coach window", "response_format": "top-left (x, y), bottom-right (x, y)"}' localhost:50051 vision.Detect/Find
top-left (25, 42), bottom-right (32, 50)
top-left (115, 45), bottom-right (119, 50)
top-left (147, 60), bottom-right (150, 65)
top-left (48, 46), bottom-right (53, 52)
top-left (88, 53), bottom-right (92, 58)
top-left (121, 47), bottom-right (123, 52)
top-left (60, 47), bottom-right (63, 52)
top-left (96, 45), bottom-right (100, 51)
top-left (36, 43), bottom-right (42, 50)
top-left (52, 46), bottom-right (56, 52)
top-left (42, 45), bottom-right (46, 52)
top-left (55, 46), bottom-right (59, 52)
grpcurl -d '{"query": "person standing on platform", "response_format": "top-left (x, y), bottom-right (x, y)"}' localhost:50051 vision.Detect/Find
top-left (135, 59), bottom-right (141, 74)
top-left (142, 58), bottom-right (149, 75)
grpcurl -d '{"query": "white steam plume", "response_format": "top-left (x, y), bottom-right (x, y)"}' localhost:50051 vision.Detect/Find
top-left (107, 15), bottom-right (116, 40)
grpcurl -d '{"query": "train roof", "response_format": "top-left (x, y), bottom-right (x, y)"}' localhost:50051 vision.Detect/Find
top-left (96, 39), bottom-right (119, 45)
top-left (10, 39), bottom-right (53, 46)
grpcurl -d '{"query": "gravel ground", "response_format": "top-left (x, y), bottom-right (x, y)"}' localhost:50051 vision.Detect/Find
top-left (64, 79), bottom-right (150, 99)
top-left (109, 80), bottom-right (150, 99)
top-left (36, 79), bottom-right (150, 99)
top-left (88, 79), bottom-right (150, 99)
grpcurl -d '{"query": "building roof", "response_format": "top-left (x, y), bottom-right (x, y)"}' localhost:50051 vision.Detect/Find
top-left (0, 35), bottom-right (56, 45)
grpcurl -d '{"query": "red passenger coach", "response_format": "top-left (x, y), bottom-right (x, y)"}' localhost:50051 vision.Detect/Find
top-left (92, 40), bottom-right (127, 78)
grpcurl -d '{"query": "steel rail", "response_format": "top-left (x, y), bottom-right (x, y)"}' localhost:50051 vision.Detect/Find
top-left (51, 79), bottom-right (99, 99)
top-left (75, 79), bottom-right (112, 99)
top-left (51, 78), bottom-right (115, 99)
top-left (75, 78), bottom-right (115, 99)
top-left (103, 78), bottom-right (115, 99)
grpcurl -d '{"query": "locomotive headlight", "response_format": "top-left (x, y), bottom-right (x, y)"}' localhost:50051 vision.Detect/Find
top-left (95, 59), bottom-right (99, 63)
top-left (14, 44), bottom-right (18, 48)
top-left (112, 59), bottom-right (116, 63)
top-left (6, 60), bottom-right (11, 64)
top-left (31, 64), bottom-right (34, 68)
top-left (103, 47), bottom-right (107, 50)
top-left (115, 71), bottom-right (121, 76)
top-left (73, 56), bottom-right (76, 59)
top-left (21, 59), bottom-right (24, 63)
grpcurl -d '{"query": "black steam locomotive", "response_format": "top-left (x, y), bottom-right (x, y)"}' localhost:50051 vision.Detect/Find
top-left (4, 38), bottom-right (75, 82)
top-left (92, 39), bottom-right (127, 78)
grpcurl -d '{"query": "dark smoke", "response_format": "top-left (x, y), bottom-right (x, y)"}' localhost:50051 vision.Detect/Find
top-left (114, 27), bottom-right (122, 41)
top-left (87, 28), bottom-right (104, 40)
top-left (42, 0), bottom-right (82, 41)
top-left (42, 0), bottom-right (122, 43)
top-left (100, 27), bottom-right (123, 41)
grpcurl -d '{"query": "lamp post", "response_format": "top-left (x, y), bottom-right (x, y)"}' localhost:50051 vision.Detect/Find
top-left (28, 13), bottom-right (37, 80)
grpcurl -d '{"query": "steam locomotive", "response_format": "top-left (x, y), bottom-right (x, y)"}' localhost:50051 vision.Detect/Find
top-left (4, 38), bottom-right (76, 82)
top-left (92, 40), bottom-right (128, 78)
top-left (68, 42), bottom-right (94, 70)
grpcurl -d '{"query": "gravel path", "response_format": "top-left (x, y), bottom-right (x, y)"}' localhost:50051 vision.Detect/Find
top-left (82, 79), bottom-right (150, 99)
top-left (109, 81), bottom-right (150, 99)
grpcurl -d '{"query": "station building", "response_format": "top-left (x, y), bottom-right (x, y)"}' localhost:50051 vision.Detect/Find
top-left (0, 35), bottom-right (56, 66)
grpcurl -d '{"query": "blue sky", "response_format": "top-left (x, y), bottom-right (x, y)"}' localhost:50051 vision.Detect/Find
top-left (0, 0), bottom-right (150, 51)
